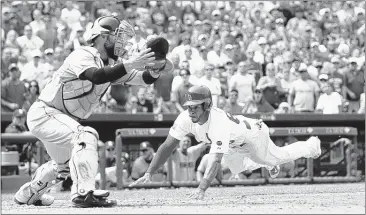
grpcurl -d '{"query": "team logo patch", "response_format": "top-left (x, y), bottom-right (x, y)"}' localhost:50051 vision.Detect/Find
top-left (216, 141), bottom-right (222, 146)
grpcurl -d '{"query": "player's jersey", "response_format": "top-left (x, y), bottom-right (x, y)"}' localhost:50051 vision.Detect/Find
top-left (38, 46), bottom-right (149, 120)
top-left (169, 107), bottom-right (262, 154)
top-left (38, 47), bottom-right (110, 120)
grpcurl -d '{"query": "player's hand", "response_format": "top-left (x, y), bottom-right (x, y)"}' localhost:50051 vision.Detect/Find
top-left (125, 48), bottom-right (156, 71)
top-left (128, 173), bottom-right (152, 187)
top-left (188, 189), bottom-right (205, 200)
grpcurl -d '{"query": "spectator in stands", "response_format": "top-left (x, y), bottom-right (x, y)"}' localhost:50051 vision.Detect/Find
top-left (224, 89), bottom-right (244, 115)
top-left (4, 109), bottom-right (28, 151)
top-left (4, 30), bottom-right (21, 57)
top-left (316, 82), bottom-right (343, 114)
top-left (344, 57), bottom-right (364, 113)
top-left (29, 9), bottom-right (46, 36)
top-left (136, 87), bottom-right (153, 113)
top-left (229, 61), bottom-right (256, 103)
top-left (217, 96), bottom-right (227, 110)
top-left (23, 80), bottom-right (40, 111)
top-left (16, 25), bottom-right (44, 62)
top-left (1, 47), bottom-right (17, 80)
top-left (153, 57), bottom-right (176, 113)
top-left (199, 63), bottom-right (222, 107)
top-left (95, 151), bottom-right (130, 188)
top-left (125, 96), bottom-right (138, 114)
top-left (207, 40), bottom-right (230, 67)
top-left (61, 1), bottom-right (81, 29)
top-left (146, 87), bottom-right (164, 114)
top-left (274, 102), bottom-right (293, 114)
top-left (1, 64), bottom-right (27, 113)
top-left (170, 135), bottom-right (208, 181)
top-left (105, 141), bottom-right (116, 168)
top-left (131, 141), bottom-right (167, 182)
top-left (171, 69), bottom-right (194, 113)
top-left (328, 56), bottom-right (346, 96)
top-left (288, 66), bottom-right (320, 112)
top-left (358, 93), bottom-right (365, 114)
top-left (20, 49), bottom-right (48, 90)
top-left (36, 13), bottom-right (57, 50)
top-left (242, 88), bottom-right (275, 114)
top-left (56, 25), bottom-right (73, 53)
top-left (256, 63), bottom-right (282, 108)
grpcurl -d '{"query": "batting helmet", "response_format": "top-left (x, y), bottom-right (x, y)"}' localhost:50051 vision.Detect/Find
top-left (85, 16), bottom-right (135, 58)
top-left (183, 85), bottom-right (212, 108)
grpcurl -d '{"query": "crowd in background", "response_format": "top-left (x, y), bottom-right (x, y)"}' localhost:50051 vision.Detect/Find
top-left (1, 1), bottom-right (365, 115)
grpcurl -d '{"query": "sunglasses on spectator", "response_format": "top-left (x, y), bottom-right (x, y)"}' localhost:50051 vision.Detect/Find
top-left (141, 149), bottom-right (148, 152)
top-left (106, 148), bottom-right (114, 151)
top-left (180, 73), bottom-right (189, 76)
top-left (320, 79), bottom-right (328, 82)
top-left (255, 90), bottom-right (262, 94)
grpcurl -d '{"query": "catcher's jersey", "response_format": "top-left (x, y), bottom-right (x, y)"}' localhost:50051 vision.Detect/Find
top-left (38, 46), bottom-right (148, 120)
top-left (169, 107), bottom-right (262, 154)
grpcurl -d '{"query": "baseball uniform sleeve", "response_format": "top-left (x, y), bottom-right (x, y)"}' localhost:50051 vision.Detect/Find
top-left (169, 111), bottom-right (191, 140)
top-left (68, 49), bottom-right (100, 78)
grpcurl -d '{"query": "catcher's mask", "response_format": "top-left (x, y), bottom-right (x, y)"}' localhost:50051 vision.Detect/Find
top-left (86, 16), bottom-right (136, 60)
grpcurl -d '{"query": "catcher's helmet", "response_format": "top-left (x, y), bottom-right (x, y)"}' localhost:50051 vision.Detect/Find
top-left (183, 85), bottom-right (212, 107)
top-left (86, 16), bottom-right (135, 58)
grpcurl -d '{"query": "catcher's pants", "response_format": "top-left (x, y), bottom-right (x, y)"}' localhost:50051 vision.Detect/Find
top-left (25, 101), bottom-right (99, 199)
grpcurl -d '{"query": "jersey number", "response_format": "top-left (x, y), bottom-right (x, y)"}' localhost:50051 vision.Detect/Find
top-left (225, 112), bottom-right (251, 130)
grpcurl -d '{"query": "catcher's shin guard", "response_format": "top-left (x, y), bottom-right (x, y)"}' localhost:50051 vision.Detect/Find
top-left (13, 160), bottom-right (69, 206)
top-left (70, 127), bottom-right (111, 204)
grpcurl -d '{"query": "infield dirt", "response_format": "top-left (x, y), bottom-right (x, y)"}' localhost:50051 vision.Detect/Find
top-left (2, 183), bottom-right (364, 214)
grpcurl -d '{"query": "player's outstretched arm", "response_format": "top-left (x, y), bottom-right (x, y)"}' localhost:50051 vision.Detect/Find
top-left (189, 153), bottom-right (224, 200)
top-left (129, 134), bottom-right (180, 187)
top-left (80, 48), bottom-right (155, 85)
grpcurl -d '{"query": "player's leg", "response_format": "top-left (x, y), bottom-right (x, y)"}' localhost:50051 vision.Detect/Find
top-left (223, 153), bottom-right (280, 178)
top-left (14, 103), bottom-right (74, 206)
top-left (69, 126), bottom-right (116, 207)
top-left (14, 102), bottom-right (116, 207)
top-left (14, 160), bottom-right (69, 206)
top-left (247, 123), bottom-right (321, 167)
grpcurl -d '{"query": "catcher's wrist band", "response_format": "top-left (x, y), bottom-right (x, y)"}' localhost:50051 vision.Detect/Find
top-left (142, 70), bottom-right (159, 84)
top-left (198, 178), bottom-right (211, 191)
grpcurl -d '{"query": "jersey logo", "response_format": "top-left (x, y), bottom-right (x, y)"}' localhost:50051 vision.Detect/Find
top-left (216, 141), bottom-right (222, 146)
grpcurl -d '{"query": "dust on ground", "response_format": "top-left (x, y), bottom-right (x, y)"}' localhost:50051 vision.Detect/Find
top-left (2, 183), bottom-right (365, 214)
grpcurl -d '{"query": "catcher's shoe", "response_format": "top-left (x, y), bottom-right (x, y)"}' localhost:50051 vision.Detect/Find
top-left (268, 165), bottom-right (280, 178)
top-left (14, 182), bottom-right (55, 206)
top-left (72, 191), bottom-right (117, 208)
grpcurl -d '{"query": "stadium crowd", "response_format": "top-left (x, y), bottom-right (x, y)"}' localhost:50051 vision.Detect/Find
top-left (1, 1), bottom-right (365, 116)
top-left (1, 1), bottom-right (365, 186)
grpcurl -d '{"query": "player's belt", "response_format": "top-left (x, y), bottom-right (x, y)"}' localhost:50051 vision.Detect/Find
top-left (35, 99), bottom-right (81, 122)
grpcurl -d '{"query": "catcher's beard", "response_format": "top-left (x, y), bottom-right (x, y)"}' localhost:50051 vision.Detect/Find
top-left (104, 39), bottom-right (119, 61)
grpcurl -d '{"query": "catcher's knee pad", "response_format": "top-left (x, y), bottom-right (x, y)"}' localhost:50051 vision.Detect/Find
top-left (16, 161), bottom-right (69, 205)
top-left (70, 127), bottom-right (99, 197)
